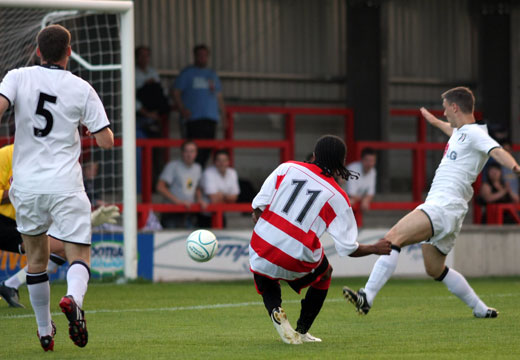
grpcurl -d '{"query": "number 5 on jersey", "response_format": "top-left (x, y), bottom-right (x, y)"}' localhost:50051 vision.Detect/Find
top-left (34, 92), bottom-right (57, 137)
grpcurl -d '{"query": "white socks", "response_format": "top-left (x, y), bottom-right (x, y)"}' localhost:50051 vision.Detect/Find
top-left (5, 267), bottom-right (25, 289)
top-left (363, 247), bottom-right (489, 316)
top-left (440, 267), bottom-right (488, 316)
top-left (364, 247), bottom-right (400, 306)
top-left (66, 261), bottom-right (90, 308)
top-left (27, 272), bottom-right (53, 337)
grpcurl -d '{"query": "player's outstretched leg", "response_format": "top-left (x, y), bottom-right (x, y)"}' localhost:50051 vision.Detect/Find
top-left (60, 260), bottom-right (90, 347)
top-left (436, 266), bottom-right (498, 318)
top-left (271, 307), bottom-right (302, 345)
top-left (0, 280), bottom-right (24, 308)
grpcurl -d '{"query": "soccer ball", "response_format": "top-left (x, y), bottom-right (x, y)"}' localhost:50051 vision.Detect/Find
top-left (186, 229), bottom-right (218, 262)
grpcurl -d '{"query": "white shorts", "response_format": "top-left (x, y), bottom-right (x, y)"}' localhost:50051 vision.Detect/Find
top-left (9, 189), bottom-right (92, 245)
top-left (416, 199), bottom-right (468, 255)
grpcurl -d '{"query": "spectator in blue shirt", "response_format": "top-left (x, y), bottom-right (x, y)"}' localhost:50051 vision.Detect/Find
top-left (172, 44), bottom-right (226, 167)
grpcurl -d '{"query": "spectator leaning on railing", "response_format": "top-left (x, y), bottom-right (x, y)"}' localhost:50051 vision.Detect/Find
top-left (156, 141), bottom-right (206, 229)
top-left (199, 149), bottom-right (240, 227)
top-left (342, 147), bottom-right (377, 211)
top-left (479, 162), bottom-right (519, 223)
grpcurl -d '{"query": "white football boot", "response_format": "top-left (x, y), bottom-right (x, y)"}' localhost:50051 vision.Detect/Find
top-left (270, 307), bottom-right (302, 345)
top-left (299, 332), bottom-right (322, 342)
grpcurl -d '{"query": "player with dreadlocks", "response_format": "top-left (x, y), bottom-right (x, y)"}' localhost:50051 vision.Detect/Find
top-left (249, 134), bottom-right (391, 344)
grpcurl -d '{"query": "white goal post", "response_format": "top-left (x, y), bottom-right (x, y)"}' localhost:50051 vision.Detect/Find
top-left (0, 0), bottom-right (137, 279)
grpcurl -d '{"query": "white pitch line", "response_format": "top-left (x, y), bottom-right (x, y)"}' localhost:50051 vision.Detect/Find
top-left (0, 298), bottom-right (342, 320)
top-left (0, 293), bottom-right (515, 320)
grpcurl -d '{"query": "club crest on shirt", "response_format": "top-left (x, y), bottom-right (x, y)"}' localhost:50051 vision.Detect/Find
top-left (457, 133), bottom-right (467, 143)
top-left (447, 151), bottom-right (457, 160)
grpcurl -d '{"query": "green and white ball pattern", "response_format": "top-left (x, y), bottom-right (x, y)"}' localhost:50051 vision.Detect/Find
top-left (186, 229), bottom-right (218, 262)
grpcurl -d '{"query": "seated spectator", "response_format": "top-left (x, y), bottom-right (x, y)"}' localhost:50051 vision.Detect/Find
top-left (199, 150), bottom-right (240, 227)
top-left (479, 163), bottom-right (519, 223)
top-left (156, 141), bottom-right (206, 228)
top-left (501, 142), bottom-right (520, 197)
top-left (342, 147), bottom-right (377, 211)
top-left (483, 141), bottom-right (519, 198)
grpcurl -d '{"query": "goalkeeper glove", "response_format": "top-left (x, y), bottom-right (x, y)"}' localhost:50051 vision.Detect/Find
top-left (91, 205), bottom-right (120, 227)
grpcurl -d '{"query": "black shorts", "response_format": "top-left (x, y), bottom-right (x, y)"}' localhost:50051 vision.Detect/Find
top-left (254, 255), bottom-right (331, 294)
top-left (0, 214), bottom-right (23, 254)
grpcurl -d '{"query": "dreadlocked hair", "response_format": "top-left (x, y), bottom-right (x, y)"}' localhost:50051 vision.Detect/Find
top-left (311, 135), bottom-right (359, 181)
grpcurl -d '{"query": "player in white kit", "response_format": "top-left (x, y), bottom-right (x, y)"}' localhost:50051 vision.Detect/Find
top-left (344, 87), bottom-right (520, 318)
top-left (250, 135), bottom-right (391, 344)
top-left (0, 25), bottom-right (114, 351)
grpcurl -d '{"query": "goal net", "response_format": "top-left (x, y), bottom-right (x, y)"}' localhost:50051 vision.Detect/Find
top-left (0, 1), bottom-right (137, 278)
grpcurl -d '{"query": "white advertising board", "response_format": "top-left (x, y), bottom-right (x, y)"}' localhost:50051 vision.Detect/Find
top-left (153, 229), bottom-right (453, 282)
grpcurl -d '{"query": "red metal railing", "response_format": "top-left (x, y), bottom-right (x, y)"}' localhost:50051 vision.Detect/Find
top-left (2, 107), bottom-right (518, 228)
top-left (485, 204), bottom-right (520, 224)
top-left (136, 105), bottom-right (355, 228)
top-left (225, 105), bottom-right (355, 164)
top-left (136, 202), bottom-right (252, 229)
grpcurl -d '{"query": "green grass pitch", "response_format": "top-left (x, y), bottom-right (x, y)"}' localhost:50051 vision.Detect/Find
top-left (1, 277), bottom-right (519, 359)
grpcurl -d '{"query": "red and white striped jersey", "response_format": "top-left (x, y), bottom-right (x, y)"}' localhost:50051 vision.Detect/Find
top-left (249, 161), bottom-right (359, 280)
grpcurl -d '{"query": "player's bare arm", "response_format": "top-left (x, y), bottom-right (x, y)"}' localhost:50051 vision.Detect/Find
top-left (0, 95), bottom-right (9, 118)
top-left (489, 147), bottom-right (520, 175)
top-left (420, 107), bottom-right (453, 137)
top-left (93, 127), bottom-right (114, 149)
top-left (349, 238), bottom-right (391, 257)
top-left (252, 207), bottom-right (263, 224)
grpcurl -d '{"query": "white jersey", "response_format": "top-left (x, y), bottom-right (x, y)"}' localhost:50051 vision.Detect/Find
top-left (0, 65), bottom-right (110, 194)
top-left (249, 161), bottom-right (359, 280)
top-left (426, 123), bottom-right (500, 204)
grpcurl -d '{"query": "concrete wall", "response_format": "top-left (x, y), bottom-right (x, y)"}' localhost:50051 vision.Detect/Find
top-left (454, 226), bottom-right (520, 277)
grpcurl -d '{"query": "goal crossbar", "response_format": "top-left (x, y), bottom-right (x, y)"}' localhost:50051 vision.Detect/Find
top-left (0, 0), bottom-right (132, 12)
